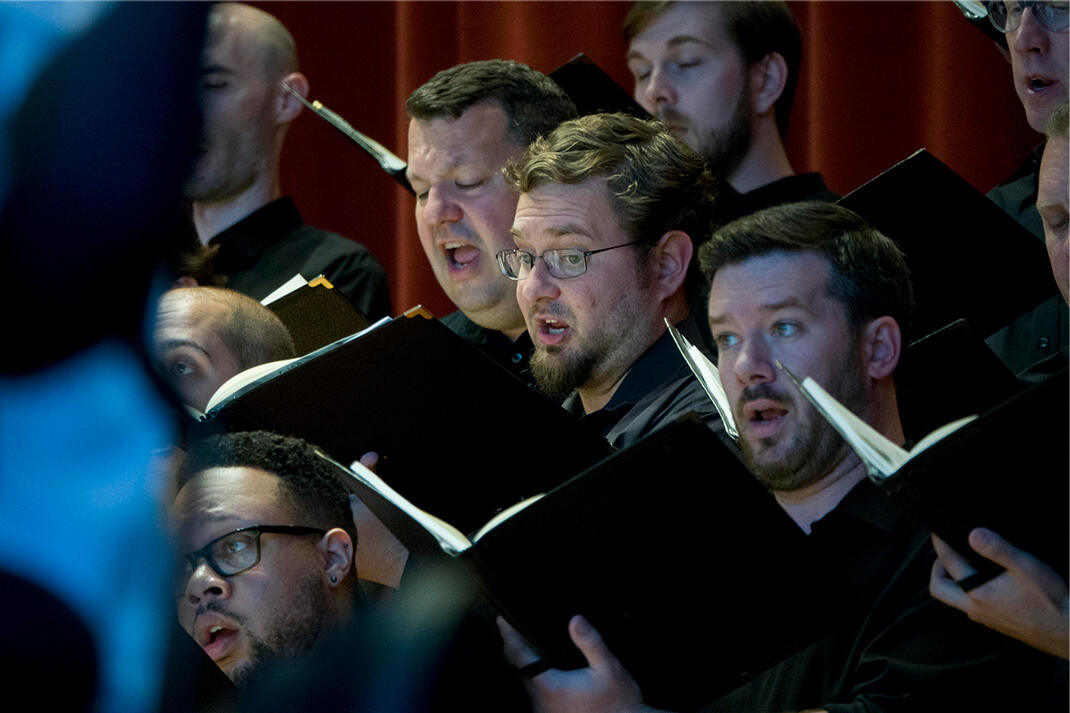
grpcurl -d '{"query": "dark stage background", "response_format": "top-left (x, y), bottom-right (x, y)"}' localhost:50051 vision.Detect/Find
top-left (261, 1), bottom-right (1038, 318)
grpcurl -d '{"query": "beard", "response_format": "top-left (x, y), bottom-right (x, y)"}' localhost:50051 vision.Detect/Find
top-left (659, 80), bottom-right (753, 181)
top-left (226, 573), bottom-right (331, 689)
top-left (738, 351), bottom-right (866, 493)
top-left (530, 342), bottom-right (600, 402)
top-left (528, 282), bottom-right (651, 403)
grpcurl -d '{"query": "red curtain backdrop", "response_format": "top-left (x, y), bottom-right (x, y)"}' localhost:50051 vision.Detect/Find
top-left (263, 1), bottom-right (1039, 319)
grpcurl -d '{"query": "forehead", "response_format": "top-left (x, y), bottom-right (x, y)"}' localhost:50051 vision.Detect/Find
top-left (406, 103), bottom-right (519, 174)
top-left (173, 466), bottom-right (292, 545)
top-left (709, 251), bottom-right (835, 316)
top-left (629, 2), bottom-right (730, 54)
top-left (513, 179), bottom-right (621, 243)
top-left (155, 294), bottom-right (228, 342)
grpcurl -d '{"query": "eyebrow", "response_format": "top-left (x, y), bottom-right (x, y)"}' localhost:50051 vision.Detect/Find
top-left (510, 224), bottom-right (592, 241)
top-left (627, 34), bottom-right (711, 61)
top-left (199, 64), bottom-right (233, 75)
top-left (708, 297), bottom-right (816, 326)
top-left (158, 338), bottom-right (212, 360)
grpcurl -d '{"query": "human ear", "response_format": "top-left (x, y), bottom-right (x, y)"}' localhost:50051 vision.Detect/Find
top-left (861, 316), bottom-right (902, 380)
top-left (651, 230), bottom-right (694, 298)
top-left (751, 52), bottom-right (787, 116)
top-left (276, 72), bottom-right (309, 124)
top-left (318, 527), bottom-right (354, 586)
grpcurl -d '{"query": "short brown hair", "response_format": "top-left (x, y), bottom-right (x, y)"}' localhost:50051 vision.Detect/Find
top-left (623, 1), bottom-right (801, 137)
top-left (699, 201), bottom-right (914, 340)
top-left (406, 59), bottom-right (577, 147)
top-left (504, 112), bottom-right (717, 302)
top-left (161, 287), bottom-right (296, 369)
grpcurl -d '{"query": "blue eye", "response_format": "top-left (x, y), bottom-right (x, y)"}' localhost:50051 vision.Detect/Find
top-left (168, 361), bottom-right (194, 377)
top-left (714, 333), bottom-right (739, 350)
top-left (772, 322), bottom-right (800, 337)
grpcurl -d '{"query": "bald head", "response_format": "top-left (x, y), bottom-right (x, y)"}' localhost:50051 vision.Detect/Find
top-left (184, 3), bottom-right (308, 208)
top-left (154, 287), bottom-right (296, 411)
top-left (207, 3), bottom-right (298, 80)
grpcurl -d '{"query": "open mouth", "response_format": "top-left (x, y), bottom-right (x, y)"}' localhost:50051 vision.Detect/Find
top-left (202, 624), bottom-right (239, 661)
top-left (751, 407), bottom-right (788, 423)
top-left (1026, 75), bottom-right (1056, 93)
top-left (443, 241), bottom-right (480, 272)
top-left (741, 399), bottom-right (789, 438)
top-left (536, 316), bottom-right (570, 346)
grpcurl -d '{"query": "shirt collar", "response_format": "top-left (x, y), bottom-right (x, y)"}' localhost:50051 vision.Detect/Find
top-left (563, 329), bottom-right (690, 417)
top-left (208, 196), bottom-right (303, 263)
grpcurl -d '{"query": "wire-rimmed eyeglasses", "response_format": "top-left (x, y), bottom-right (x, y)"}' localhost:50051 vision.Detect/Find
top-left (496, 242), bottom-right (638, 280)
top-left (987, 1), bottom-right (1069, 33)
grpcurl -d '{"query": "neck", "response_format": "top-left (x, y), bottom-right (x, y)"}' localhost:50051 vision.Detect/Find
top-left (500, 324), bottom-right (527, 341)
top-left (576, 320), bottom-right (665, 414)
top-left (776, 394), bottom-right (905, 534)
top-left (192, 171), bottom-right (282, 243)
top-left (774, 452), bottom-right (867, 534)
top-left (577, 368), bottom-right (631, 414)
top-left (728, 120), bottom-right (794, 194)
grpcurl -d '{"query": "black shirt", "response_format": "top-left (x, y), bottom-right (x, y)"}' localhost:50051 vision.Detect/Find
top-left (562, 329), bottom-right (722, 449)
top-left (716, 172), bottom-right (840, 224)
top-left (440, 309), bottom-right (535, 387)
top-left (703, 480), bottom-right (1057, 713)
top-left (208, 197), bottom-right (392, 319)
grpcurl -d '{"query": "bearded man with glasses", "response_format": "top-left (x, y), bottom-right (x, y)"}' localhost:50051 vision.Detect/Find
top-left (172, 430), bottom-right (358, 688)
top-left (499, 112), bottom-right (723, 448)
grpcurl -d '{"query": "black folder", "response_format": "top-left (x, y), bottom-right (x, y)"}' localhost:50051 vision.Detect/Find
top-left (549, 53), bottom-right (650, 119)
top-left (265, 278), bottom-right (372, 355)
top-left (335, 417), bottom-right (856, 712)
top-left (879, 368), bottom-right (1069, 581)
top-left (896, 319), bottom-right (1024, 443)
top-left (838, 149), bottom-right (1058, 339)
top-left (198, 309), bottom-right (609, 535)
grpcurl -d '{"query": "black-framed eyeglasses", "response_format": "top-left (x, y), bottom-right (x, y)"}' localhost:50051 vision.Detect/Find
top-left (987, 1), bottom-right (1069, 33)
top-left (178, 525), bottom-right (326, 583)
top-left (496, 242), bottom-right (638, 280)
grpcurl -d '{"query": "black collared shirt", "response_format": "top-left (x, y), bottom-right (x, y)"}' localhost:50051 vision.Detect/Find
top-left (208, 197), bottom-right (391, 319)
top-left (562, 329), bottom-right (722, 449)
top-left (440, 309), bottom-right (535, 387)
top-left (703, 479), bottom-right (1057, 713)
top-left (716, 172), bottom-right (840, 224)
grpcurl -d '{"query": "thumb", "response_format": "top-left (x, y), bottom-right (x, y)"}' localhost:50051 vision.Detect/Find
top-left (968, 527), bottom-right (1022, 570)
top-left (568, 615), bottom-right (617, 671)
top-left (359, 451), bottom-right (379, 471)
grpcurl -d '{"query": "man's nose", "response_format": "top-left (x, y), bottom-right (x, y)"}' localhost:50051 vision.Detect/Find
top-left (182, 558), bottom-right (232, 605)
top-left (1012, 5), bottom-right (1051, 54)
top-left (421, 184), bottom-right (462, 225)
top-left (733, 336), bottom-right (776, 386)
top-left (642, 66), bottom-right (678, 109)
top-left (517, 256), bottom-right (561, 310)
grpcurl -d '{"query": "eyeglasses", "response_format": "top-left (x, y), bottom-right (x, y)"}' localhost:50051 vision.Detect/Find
top-left (987, 1), bottom-right (1069, 33)
top-left (178, 525), bottom-right (326, 584)
top-left (496, 242), bottom-right (638, 280)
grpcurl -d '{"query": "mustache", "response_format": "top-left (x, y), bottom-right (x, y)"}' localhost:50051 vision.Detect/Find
top-left (737, 382), bottom-right (794, 411)
top-left (528, 301), bottom-right (571, 322)
top-left (197, 601), bottom-right (247, 627)
top-left (653, 107), bottom-right (687, 126)
top-left (432, 222), bottom-right (480, 245)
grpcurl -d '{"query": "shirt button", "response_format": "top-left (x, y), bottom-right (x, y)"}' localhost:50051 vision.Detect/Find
top-left (511, 353), bottom-right (523, 364)
top-left (1039, 336), bottom-right (1050, 350)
